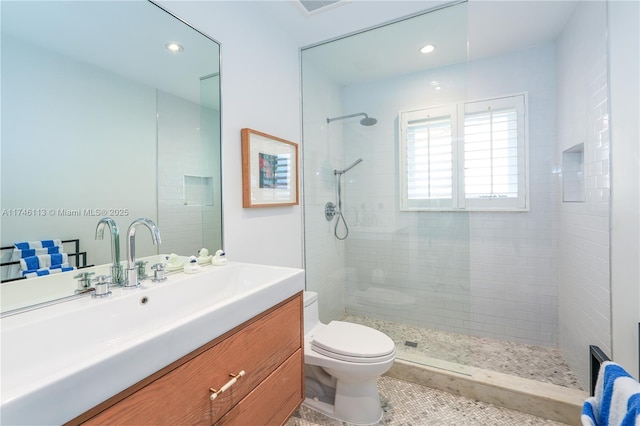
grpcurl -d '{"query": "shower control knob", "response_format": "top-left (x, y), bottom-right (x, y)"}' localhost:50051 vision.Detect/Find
top-left (325, 202), bottom-right (337, 221)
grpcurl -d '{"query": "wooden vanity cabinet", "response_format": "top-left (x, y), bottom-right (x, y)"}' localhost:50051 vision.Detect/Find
top-left (72, 292), bottom-right (303, 426)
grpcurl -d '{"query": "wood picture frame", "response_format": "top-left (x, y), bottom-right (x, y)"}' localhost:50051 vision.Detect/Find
top-left (241, 128), bottom-right (299, 208)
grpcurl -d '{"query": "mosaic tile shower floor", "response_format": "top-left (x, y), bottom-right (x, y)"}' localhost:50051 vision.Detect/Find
top-left (342, 315), bottom-right (583, 390)
top-left (287, 375), bottom-right (567, 426)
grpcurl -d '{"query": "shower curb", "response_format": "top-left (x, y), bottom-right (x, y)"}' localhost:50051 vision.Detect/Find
top-left (386, 358), bottom-right (587, 426)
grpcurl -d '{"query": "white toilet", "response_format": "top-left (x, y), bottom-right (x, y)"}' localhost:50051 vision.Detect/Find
top-left (303, 291), bottom-right (396, 425)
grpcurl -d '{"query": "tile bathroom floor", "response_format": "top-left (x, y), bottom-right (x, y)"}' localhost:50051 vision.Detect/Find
top-left (342, 315), bottom-right (583, 390)
top-left (288, 315), bottom-right (582, 424)
top-left (286, 375), bottom-right (568, 426)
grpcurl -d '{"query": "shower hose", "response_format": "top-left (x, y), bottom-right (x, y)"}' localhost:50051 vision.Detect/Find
top-left (334, 173), bottom-right (349, 240)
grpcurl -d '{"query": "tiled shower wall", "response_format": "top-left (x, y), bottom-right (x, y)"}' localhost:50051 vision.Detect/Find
top-left (157, 90), bottom-right (221, 257)
top-left (556, 1), bottom-right (610, 389)
top-left (339, 44), bottom-right (559, 347)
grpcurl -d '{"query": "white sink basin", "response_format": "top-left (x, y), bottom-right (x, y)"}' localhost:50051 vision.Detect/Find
top-left (0, 261), bottom-right (304, 425)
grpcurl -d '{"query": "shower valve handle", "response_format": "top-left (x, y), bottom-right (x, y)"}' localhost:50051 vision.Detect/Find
top-left (325, 202), bottom-right (337, 221)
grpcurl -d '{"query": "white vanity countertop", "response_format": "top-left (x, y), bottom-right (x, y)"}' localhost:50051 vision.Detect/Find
top-left (0, 261), bottom-right (305, 425)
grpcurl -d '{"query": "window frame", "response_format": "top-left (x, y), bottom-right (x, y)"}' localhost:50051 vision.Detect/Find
top-left (399, 104), bottom-right (458, 211)
top-left (399, 93), bottom-right (529, 212)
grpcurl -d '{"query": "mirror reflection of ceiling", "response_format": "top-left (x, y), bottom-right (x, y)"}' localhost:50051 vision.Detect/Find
top-left (276, 1), bottom-right (578, 85)
top-left (1, 0), bottom-right (220, 107)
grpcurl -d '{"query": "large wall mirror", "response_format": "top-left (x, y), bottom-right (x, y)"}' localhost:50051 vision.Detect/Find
top-left (1, 1), bottom-right (222, 290)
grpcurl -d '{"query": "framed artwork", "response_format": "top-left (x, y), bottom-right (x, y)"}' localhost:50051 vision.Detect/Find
top-left (241, 128), bottom-right (299, 208)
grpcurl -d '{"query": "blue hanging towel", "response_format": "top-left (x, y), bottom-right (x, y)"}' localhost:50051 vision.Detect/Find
top-left (582, 361), bottom-right (640, 426)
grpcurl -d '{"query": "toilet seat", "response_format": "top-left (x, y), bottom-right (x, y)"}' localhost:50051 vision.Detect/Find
top-left (310, 321), bottom-right (396, 363)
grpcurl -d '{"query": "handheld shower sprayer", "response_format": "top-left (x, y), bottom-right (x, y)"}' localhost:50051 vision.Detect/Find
top-left (335, 158), bottom-right (363, 175)
top-left (325, 158), bottom-right (363, 240)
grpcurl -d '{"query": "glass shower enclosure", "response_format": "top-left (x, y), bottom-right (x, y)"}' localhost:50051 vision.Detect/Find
top-left (301, 0), bottom-right (595, 390)
top-left (301, 2), bottom-right (474, 373)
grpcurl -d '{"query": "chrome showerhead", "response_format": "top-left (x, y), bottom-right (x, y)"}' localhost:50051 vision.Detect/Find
top-left (359, 116), bottom-right (377, 126)
top-left (327, 112), bottom-right (377, 126)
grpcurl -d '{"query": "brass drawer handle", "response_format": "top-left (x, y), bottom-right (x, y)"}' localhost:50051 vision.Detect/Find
top-left (209, 370), bottom-right (245, 401)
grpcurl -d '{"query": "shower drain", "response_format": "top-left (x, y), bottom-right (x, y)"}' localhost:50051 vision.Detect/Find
top-left (404, 341), bottom-right (418, 348)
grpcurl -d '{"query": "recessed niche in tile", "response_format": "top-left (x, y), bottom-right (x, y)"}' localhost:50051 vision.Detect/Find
top-left (562, 143), bottom-right (585, 202)
top-left (184, 175), bottom-right (214, 206)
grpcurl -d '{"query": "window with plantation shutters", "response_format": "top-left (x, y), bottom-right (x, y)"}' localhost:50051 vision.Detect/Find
top-left (401, 105), bottom-right (456, 210)
top-left (400, 94), bottom-right (528, 211)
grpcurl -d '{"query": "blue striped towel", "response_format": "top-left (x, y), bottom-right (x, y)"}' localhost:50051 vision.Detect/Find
top-left (22, 266), bottom-right (75, 278)
top-left (10, 240), bottom-right (69, 279)
top-left (11, 246), bottom-right (61, 260)
top-left (582, 361), bottom-right (640, 426)
top-left (19, 253), bottom-right (68, 269)
top-left (19, 253), bottom-right (74, 277)
top-left (14, 239), bottom-right (62, 250)
top-left (7, 243), bottom-right (63, 279)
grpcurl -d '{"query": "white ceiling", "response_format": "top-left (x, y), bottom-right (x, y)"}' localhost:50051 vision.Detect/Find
top-left (255, 0), bottom-right (457, 48)
top-left (256, 0), bottom-right (578, 85)
top-left (3, 1), bottom-right (578, 99)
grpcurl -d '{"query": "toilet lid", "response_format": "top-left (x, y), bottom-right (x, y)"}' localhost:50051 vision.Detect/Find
top-left (311, 321), bottom-right (395, 362)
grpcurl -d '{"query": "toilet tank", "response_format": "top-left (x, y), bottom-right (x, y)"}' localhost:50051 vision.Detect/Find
top-left (303, 291), bottom-right (320, 334)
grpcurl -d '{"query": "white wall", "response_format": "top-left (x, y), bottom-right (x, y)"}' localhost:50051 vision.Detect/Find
top-left (556, 1), bottom-right (611, 388)
top-left (335, 44), bottom-right (559, 347)
top-left (158, 1), bottom-right (303, 269)
top-left (609, 0), bottom-right (640, 379)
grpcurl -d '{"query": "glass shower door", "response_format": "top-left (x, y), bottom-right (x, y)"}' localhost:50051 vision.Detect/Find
top-left (301, 2), bottom-right (473, 375)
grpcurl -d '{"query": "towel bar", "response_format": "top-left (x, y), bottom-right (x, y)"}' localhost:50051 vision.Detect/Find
top-left (589, 345), bottom-right (611, 396)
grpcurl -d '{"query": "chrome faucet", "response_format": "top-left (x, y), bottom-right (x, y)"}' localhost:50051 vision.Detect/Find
top-left (95, 217), bottom-right (124, 285)
top-left (125, 218), bottom-right (161, 288)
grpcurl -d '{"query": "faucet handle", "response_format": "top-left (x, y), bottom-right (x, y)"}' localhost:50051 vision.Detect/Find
top-left (74, 271), bottom-right (95, 280)
top-left (151, 263), bottom-right (167, 282)
top-left (91, 275), bottom-right (112, 298)
top-left (74, 271), bottom-right (95, 292)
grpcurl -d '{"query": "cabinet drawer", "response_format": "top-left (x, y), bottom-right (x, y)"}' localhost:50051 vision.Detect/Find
top-left (216, 349), bottom-right (303, 426)
top-left (84, 295), bottom-right (302, 425)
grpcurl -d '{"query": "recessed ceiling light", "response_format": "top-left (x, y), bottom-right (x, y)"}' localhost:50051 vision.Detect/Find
top-left (165, 42), bottom-right (184, 53)
top-left (420, 44), bottom-right (436, 54)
